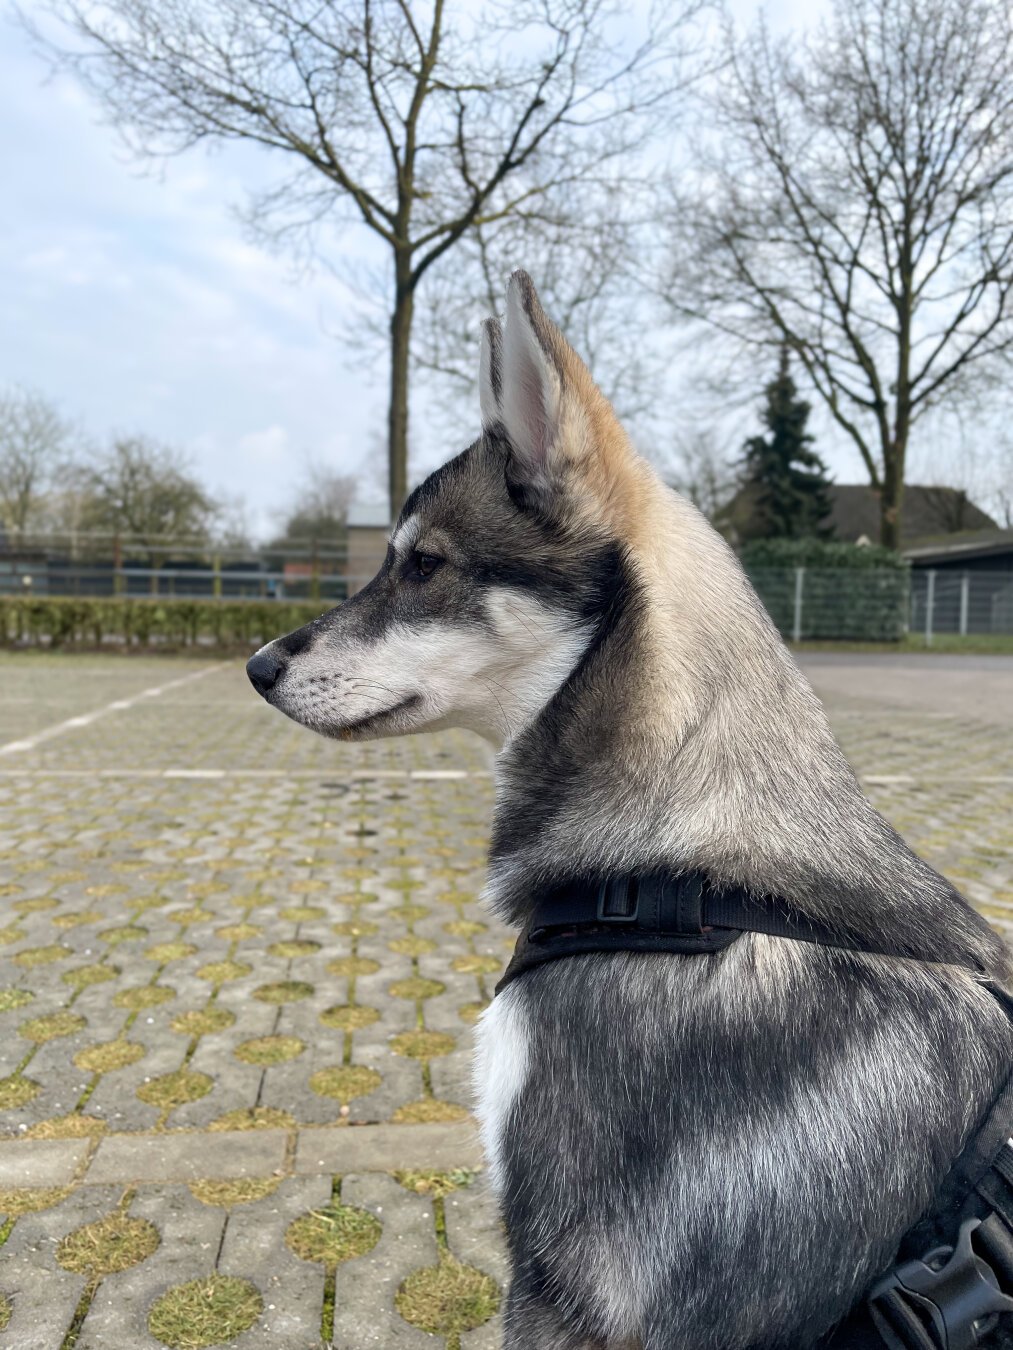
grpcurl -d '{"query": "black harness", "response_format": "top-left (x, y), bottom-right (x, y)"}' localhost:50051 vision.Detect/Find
top-left (497, 869), bottom-right (1013, 1350)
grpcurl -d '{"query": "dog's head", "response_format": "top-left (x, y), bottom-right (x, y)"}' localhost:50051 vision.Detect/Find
top-left (247, 270), bottom-right (652, 746)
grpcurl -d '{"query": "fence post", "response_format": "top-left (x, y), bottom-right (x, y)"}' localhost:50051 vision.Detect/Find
top-left (925, 569), bottom-right (936, 646)
top-left (213, 553), bottom-right (222, 601)
top-left (792, 567), bottom-right (805, 644)
top-left (959, 572), bottom-right (969, 636)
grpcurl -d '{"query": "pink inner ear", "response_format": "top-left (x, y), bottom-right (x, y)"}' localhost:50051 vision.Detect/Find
top-left (502, 315), bottom-right (555, 481)
top-left (516, 358), bottom-right (549, 473)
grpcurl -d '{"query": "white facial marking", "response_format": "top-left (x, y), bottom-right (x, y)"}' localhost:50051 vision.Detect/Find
top-left (269, 586), bottom-right (590, 747)
top-left (389, 513), bottom-right (421, 561)
top-left (473, 987), bottom-right (529, 1194)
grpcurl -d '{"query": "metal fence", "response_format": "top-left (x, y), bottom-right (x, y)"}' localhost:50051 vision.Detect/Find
top-left (909, 569), bottom-right (1013, 641)
top-left (749, 568), bottom-right (1013, 642)
top-left (0, 533), bottom-right (358, 602)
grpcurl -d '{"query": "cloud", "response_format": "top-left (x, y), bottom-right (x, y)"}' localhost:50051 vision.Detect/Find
top-left (0, 24), bottom-right (388, 535)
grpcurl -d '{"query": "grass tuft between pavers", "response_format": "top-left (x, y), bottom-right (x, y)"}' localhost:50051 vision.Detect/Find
top-left (170, 1007), bottom-right (236, 1037)
top-left (25, 1113), bottom-right (107, 1139)
top-left (75, 1040), bottom-right (146, 1074)
top-left (285, 1202), bottom-right (381, 1265)
top-left (113, 985), bottom-right (176, 1010)
top-left (136, 1069), bottom-right (213, 1110)
top-left (393, 1169), bottom-right (479, 1199)
top-left (196, 960), bottom-right (252, 984)
top-left (148, 1274), bottom-right (263, 1349)
top-left (392, 1099), bottom-right (470, 1125)
top-left (457, 1001), bottom-right (489, 1025)
top-left (0, 1075), bottom-right (40, 1109)
top-left (63, 963), bottom-right (118, 990)
top-left (318, 1004), bottom-right (380, 1030)
top-left (331, 920), bottom-right (379, 937)
top-left (309, 1066), bottom-right (382, 1102)
top-left (0, 1292), bottom-right (10, 1330)
top-left (19, 1012), bottom-right (87, 1043)
top-left (388, 977), bottom-right (446, 1001)
top-left (390, 1031), bottom-right (457, 1060)
top-left (14, 944), bottom-right (71, 968)
top-left (326, 956), bottom-right (380, 978)
top-left (253, 980), bottom-right (315, 1004)
top-left (0, 988), bottom-right (34, 1012)
top-left (234, 1035), bottom-right (304, 1065)
top-left (57, 1214), bottom-right (160, 1277)
top-left (396, 1255), bottom-right (500, 1335)
top-left (0, 1186), bottom-right (73, 1217)
top-left (267, 939), bottom-right (321, 959)
top-left (188, 1177), bottom-right (281, 1207)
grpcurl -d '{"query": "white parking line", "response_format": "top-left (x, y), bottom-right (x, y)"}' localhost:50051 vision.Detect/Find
top-left (0, 663), bottom-right (230, 758)
top-left (0, 767), bottom-right (497, 780)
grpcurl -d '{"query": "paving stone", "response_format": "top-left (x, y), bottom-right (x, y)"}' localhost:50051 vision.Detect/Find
top-left (0, 1138), bottom-right (88, 1188)
top-left (294, 1121), bottom-right (483, 1175)
top-left (2, 652), bottom-right (1012, 1343)
top-left (76, 1184), bottom-right (226, 1350)
top-left (0, 1184), bottom-right (121, 1350)
top-left (217, 1175), bottom-right (331, 1348)
top-left (329, 1173), bottom-right (438, 1349)
top-left (448, 1176), bottom-right (509, 1350)
top-left (87, 1128), bottom-right (288, 1184)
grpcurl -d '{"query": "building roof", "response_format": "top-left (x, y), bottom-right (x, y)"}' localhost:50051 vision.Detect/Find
top-left (901, 528), bottom-right (1013, 565)
top-left (826, 484), bottom-right (997, 544)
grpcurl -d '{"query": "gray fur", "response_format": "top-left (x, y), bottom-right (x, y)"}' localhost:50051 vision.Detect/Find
top-left (248, 271), bottom-right (1013, 1350)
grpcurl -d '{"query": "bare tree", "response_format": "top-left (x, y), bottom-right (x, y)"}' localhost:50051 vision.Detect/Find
top-left (414, 186), bottom-right (663, 425)
top-left (29, 0), bottom-right (700, 516)
top-left (83, 437), bottom-right (218, 562)
top-left (664, 0), bottom-right (1013, 549)
top-left (273, 461), bottom-right (358, 546)
top-left (0, 386), bottom-right (70, 535)
top-left (650, 429), bottom-right (739, 526)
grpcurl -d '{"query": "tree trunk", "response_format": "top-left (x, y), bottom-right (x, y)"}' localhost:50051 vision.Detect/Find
top-left (879, 444), bottom-right (906, 551)
top-left (387, 272), bottom-right (414, 520)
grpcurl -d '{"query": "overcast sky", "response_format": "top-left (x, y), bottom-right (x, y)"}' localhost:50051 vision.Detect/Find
top-left (3, 0), bottom-right (839, 537)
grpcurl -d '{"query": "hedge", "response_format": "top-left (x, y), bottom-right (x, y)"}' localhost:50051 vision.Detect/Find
top-left (0, 597), bottom-right (330, 649)
top-left (739, 538), bottom-right (906, 571)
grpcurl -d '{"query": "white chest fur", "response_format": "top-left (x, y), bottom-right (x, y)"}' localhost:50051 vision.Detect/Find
top-left (472, 988), bottom-right (530, 1193)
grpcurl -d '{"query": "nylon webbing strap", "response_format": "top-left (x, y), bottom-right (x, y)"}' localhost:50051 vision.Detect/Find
top-left (498, 869), bottom-right (935, 990)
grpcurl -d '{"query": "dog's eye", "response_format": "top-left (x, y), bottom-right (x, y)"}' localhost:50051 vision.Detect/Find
top-left (410, 552), bottom-right (443, 581)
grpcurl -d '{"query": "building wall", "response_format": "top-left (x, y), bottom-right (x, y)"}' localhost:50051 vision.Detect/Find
top-left (345, 526), bottom-right (390, 595)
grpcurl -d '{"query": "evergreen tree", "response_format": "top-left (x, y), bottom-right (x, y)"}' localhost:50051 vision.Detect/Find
top-left (740, 349), bottom-right (834, 540)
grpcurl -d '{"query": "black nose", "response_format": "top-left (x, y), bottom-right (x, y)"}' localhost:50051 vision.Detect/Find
top-left (247, 650), bottom-right (284, 696)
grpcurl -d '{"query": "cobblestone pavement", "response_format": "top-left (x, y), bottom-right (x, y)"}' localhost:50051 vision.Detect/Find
top-left (0, 650), bottom-right (1010, 1349)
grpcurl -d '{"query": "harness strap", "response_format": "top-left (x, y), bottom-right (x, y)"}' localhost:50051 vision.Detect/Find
top-left (496, 869), bottom-right (952, 995)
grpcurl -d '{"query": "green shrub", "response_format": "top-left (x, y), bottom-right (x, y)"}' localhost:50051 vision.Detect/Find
top-left (0, 598), bottom-right (329, 649)
top-left (740, 538), bottom-right (905, 571)
top-left (740, 542), bottom-right (910, 642)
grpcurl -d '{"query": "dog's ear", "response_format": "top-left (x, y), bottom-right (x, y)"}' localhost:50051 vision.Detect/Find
top-left (479, 317), bottom-right (503, 430)
top-left (497, 271), bottom-right (564, 493)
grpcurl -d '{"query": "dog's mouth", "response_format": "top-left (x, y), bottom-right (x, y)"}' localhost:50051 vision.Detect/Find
top-left (333, 694), bottom-right (422, 740)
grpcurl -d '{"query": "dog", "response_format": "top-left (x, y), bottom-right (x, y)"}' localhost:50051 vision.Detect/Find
top-left (247, 271), bottom-right (1013, 1350)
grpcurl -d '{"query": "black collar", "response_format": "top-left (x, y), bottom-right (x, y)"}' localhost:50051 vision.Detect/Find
top-left (495, 869), bottom-right (968, 994)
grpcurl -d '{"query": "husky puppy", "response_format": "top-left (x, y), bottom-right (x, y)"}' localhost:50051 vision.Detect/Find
top-left (247, 271), bottom-right (1013, 1350)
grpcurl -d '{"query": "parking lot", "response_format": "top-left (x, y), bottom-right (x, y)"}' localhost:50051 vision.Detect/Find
top-left (0, 650), bottom-right (1010, 1349)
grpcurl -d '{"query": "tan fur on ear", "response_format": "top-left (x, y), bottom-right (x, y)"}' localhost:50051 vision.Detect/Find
top-left (507, 271), bottom-right (654, 550)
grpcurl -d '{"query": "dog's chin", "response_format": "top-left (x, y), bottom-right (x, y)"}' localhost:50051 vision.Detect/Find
top-left (310, 694), bottom-right (425, 742)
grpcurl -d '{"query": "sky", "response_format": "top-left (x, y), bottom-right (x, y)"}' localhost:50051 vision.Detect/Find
top-left (2, 0), bottom-right (839, 539)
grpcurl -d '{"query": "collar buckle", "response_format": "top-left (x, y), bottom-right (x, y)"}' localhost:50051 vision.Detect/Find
top-left (596, 876), bottom-right (639, 923)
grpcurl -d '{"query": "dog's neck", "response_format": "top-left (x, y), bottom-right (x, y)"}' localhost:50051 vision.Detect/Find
top-left (485, 485), bottom-right (1007, 978)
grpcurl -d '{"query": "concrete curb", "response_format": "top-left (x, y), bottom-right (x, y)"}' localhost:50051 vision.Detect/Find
top-left (0, 1121), bottom-right (484, 1189)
